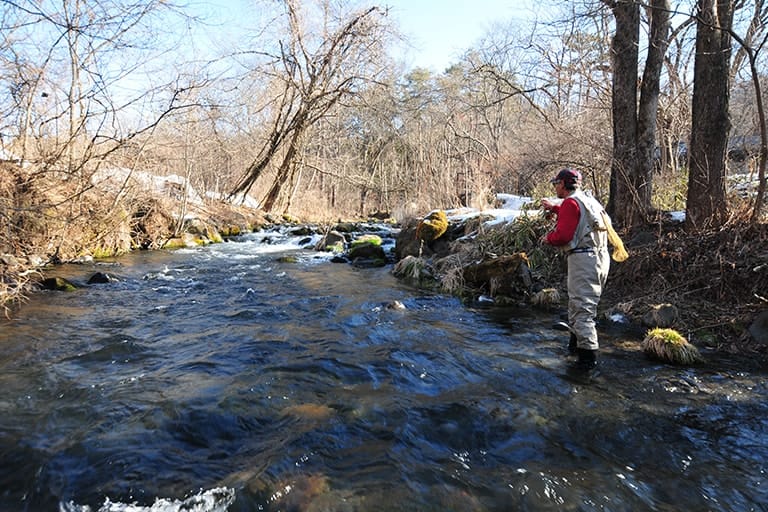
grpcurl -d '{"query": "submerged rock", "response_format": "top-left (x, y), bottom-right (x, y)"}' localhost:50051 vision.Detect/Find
top-left (348, 241), bottom-right (387, 267)
top-left (39, 277), bottom-right (77, 292)
top-left (87, 272), bottom-right (118, 284)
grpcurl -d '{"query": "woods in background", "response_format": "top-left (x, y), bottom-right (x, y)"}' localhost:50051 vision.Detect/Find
top-left (0, 0), bottom-right (766, 237)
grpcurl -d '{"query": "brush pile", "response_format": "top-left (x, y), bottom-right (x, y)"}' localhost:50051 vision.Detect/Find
top-left (604, 219), bottom-right (768, 358)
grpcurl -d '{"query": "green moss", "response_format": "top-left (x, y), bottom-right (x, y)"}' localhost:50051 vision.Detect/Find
top-left (325, 241), bottom-right (345, 253)
top-left (646, 327), bottom-right (686, 344)
top-left (277, 255), bottom-right (298, 263)
top-left (416, 210), bottom-right (448, 242)
top-left (90, 247), bottom-right (117, 259)
top-left (351, 234), bottom-right (382, 247)
top-left (203, 227), bottom-right (223, 244)
top-left (41, 277), bottom-right (77, 292)
top-left (642, 327), bottom-right (704, 365)
top-left (220, 225), bottom-right (241, 237)
top-left (162, 237), bottom-right (186, 250)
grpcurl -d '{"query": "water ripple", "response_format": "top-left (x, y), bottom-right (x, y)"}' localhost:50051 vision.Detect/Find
top-left (0, 241), bottom-right (766, 511)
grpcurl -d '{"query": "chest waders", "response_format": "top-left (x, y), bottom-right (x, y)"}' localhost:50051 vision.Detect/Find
top-left (561, 191), bottom-right (610, 365)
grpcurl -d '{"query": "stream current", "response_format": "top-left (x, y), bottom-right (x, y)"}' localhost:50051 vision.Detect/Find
top-left (0, 226), bottom-right (766, 511)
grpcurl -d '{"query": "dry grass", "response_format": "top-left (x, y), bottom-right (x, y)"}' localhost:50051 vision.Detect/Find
top-left (603, 218), bottom-right (768, 355)
top-left (453, 212), bottom-right (561, 281)
top-left (0, 161), bottom-right (268, 312)
top-left (642, 327), bottom-right (705, 365)
top-left (392, 255), bottom-right (434, 284)
top-left (531, 288), bottom-right (562, 308)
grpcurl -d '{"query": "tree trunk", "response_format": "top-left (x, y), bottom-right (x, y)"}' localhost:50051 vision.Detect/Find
top-left (686, 0), bottom-right (733, 231)
top-left (606, 0), bottom-right (640, 228)
top-left (635, 0), bottom-right (671, 220)
top-left (262, 126), bottom-right (305, 213)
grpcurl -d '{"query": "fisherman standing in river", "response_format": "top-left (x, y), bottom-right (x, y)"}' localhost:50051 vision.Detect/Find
top-left (540, 168), bottom-right (610, 372)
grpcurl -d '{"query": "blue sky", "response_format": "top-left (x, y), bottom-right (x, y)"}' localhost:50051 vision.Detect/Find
top-left (384, 0), bottom-right (537, 71)
top-left (186, 0), bottom-right (541, 73)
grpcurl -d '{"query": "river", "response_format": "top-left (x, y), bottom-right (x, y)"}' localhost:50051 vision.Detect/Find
top-left (0, 225), bottom-right (766, 511)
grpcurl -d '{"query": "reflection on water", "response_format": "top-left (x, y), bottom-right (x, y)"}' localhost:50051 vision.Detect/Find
top-left (0, 230), bottom-right (766, 511)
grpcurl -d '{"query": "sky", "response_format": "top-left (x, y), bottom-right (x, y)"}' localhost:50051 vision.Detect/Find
top-left (383, 0), bottom-right (538, 72)
top-left (187, 0), bottom-right (543, 73)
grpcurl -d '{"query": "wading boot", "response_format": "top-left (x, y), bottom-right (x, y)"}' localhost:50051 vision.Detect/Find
top-left (568, 332), bottom-right (577, 354)
top-left (569, 348), bottom-right (598, 373)
top-left (552, 322), bottom-right (578, 355)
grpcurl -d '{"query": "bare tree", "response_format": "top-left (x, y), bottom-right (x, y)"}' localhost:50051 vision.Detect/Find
top-left (229, 0), bottom-right (391, 213)
top-left (603, 0), bottom-right (640, 226)
top-left (602, 0), bottom-right (671, 228)
top-left (686, 0), bottom-right (734, 230)
top-left (0, 0), bottom-right (212, 263)
top-left (0, 0), bottom-right (201, 173)
top-left (727, 0), bottom-right (768, 223)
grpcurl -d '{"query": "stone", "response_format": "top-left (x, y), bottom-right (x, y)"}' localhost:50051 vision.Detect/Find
top-left (642, 303), bottom-right (679, 328)
top-left (748, 310), bottom-right (768, 345)
top-left (351, 234), bottom-right (382, 247)
top-left (416, 210), bottom-right (448, 242)
top-left (40, 277), bottom-right (77, 291)
top-left (462, 253), bottom-right (532, 297)
top-left (314, 230), bottom-right (347, 251)
top-left (87, 272), bottom-right (117, 284)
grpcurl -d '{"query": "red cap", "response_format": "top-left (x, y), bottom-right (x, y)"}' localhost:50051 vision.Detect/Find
top-left (550, 168), bottom-right (582, 186)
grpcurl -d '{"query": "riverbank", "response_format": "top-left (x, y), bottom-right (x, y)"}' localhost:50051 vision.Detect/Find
top-left (602, 219), bottom-right (768, 360)
top-left (391, 207), bottom-right (768, 363)
top-left (1, 160), bottom-right (766, 361)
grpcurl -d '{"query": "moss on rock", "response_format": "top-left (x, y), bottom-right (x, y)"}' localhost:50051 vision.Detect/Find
top-left (416, 210), bottom-right (448, 242)
top-left (40, 277), bottom-right (77, 292)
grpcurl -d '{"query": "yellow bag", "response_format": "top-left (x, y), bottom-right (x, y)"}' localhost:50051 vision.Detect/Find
top-left (600, 211), bottom-right (629, 262)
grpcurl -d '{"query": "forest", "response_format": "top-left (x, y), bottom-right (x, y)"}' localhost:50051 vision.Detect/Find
top-left (0, 0), bottom-right (767, 354)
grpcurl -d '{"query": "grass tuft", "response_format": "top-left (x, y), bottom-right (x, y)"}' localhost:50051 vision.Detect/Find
top-left (642, 327), bottom-right (704, 365)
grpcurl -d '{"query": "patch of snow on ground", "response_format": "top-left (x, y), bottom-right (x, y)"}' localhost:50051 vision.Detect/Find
top-left (668, 211), bottom-right (685, 222)
top-left (446, 194), bottom-right (536, 226)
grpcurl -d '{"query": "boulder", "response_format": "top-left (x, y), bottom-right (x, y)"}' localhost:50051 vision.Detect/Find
top-left (642, 303), bottom-right (679, 328)
top-left (348, 242), bottom-right (387, 268)
top-left (395, 216), bottom-right (464, 261)
top-left (332, 222), bottom-right (359, 233)
top-left (315, 231), bottom-right (347, 252)
top-left (351, 234), bottom-right (382, 247)
top-left (40, 277), bottom-right (77, 291)
top-left (416, 210), bottom-right (448, 242)
top-left (185, 218), bottom-right (223, 244)
top-left (462, 253), bottom-right (532, 297)
top-left (87, 272), bottom-right (118, 284)
top-left (289, 225), bottom-right (315, 237)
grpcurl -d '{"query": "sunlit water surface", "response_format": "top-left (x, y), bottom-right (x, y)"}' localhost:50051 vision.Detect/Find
top-left (0, 228), bottom-right (766, 511)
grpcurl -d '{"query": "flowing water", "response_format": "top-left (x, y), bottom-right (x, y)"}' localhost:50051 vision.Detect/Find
top-left (0, 226), bottom-right (766, 512)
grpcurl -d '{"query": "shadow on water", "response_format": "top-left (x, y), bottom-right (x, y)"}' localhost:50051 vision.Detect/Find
top-left (0, 234), bottom-right (766, 511)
